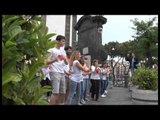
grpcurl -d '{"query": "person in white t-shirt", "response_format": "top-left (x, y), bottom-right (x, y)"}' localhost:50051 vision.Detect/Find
top-left (46, 35), bottom-right (68, 105)
top-left (81, 56), bottom-right (91, 103)
top-left (90, 59), bottom-right (101, 101)
top-left (66, 51), bottom-right (90, 105)
top-left (64, 46), bottom-right (73, 103)
top-left (40, 65), bottom-right (51, 102)
top-left (100, 63), bottom-right (108, 97)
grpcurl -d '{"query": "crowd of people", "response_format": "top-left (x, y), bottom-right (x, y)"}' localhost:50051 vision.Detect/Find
top-left (40, 34), bottom-right (158, 105)
top-left (39, 35), bottom-right (111, 105)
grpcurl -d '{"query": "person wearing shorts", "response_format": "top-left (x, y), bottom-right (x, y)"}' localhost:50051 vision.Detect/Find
top-left (46, 35), bottom-right (68, 105)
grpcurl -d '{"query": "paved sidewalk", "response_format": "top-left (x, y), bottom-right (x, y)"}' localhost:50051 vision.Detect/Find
top-left (85, 86), bottom-right (133, 105)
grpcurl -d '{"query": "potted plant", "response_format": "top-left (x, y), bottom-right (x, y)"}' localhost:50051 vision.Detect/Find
top-left (131, 67), bottom-right (158, 105)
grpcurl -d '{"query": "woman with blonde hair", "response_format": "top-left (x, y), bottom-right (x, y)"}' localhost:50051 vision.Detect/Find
top-left (66, 51), bottom-right (89, 105)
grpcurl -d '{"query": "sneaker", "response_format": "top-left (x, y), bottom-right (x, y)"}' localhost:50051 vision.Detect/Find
top-left (80, 99), bottom-right (86, 104)
top-left (47, 98), bottom-right (51, 103)
top-left (77, 103), bottom-right (82, 105)
top-left (59, 103), bottom-right (65, 105)
top-left (101, 94), bottom-right (106, 97)
top-left (104, 90), bottom-right (108, 94)
top-left (84, 98), bottom-right (89, 101)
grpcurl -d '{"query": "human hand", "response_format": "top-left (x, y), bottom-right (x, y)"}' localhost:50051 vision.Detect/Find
top-left (96, 67), bottom-right (100, 73)
top-left (58, 55), bottom-right (65, 61)
top-left (84, 67), bottom-right (90, 72)
top-left (69, 70), bottom-right (74, 74)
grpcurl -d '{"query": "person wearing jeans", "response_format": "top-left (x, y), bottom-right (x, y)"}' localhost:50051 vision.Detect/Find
top-left (79, 56), bottom-right (90, 104)
top-left (67, 80), bottom-right (81, 105)
top-left (66, 51), bottom-right (90, 105)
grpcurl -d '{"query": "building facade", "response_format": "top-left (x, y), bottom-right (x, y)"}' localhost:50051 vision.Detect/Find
top-left (65, 15), bottom-right (77, 49)
top-left (46, 15), bottom-right (77, 49)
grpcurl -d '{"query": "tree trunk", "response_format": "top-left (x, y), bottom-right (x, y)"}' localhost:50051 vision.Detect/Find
top-left (146, 51), bottom-right (152, 68)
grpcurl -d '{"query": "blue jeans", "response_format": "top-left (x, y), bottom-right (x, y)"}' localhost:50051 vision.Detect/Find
top-left (66, 80), bottom-right (81, 105)
top-left (82, 78), bottom-right (89, 100)
top-left (80, 81), bottom-right (83, 100)
top-left (101, 80), bottom-right (107, 95)
top-left (105, 77), bottom-right (109, 90)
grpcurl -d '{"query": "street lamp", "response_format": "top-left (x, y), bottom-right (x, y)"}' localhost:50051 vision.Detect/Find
top-left (111, 47), bottom-right (115, 59)
top-left (110, 47), bottom-right (115, 86)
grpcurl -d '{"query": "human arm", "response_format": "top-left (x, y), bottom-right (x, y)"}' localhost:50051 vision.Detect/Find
top-left (46, 56), bottom-right (58, 65)
top-left (76, 61), bottom-right (90, 72)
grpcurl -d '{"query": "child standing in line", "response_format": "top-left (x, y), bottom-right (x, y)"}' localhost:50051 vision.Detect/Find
top-left (40, 65), bottom-right (51, 102)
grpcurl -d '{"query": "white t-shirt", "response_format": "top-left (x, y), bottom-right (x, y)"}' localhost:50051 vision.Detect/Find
top-left (90, 65), bottom-right (101, 80)
top-left (47, 47), bottom-right (67, 73)
top-left (83, 73), bottom-right (89, 79)
top-left (42, 67), bottom-right (51, 80)
top-left (69, 60), bottom-right (83, 83)
top-left (82, 64), bottom-right (89, 79)
top-left (63, 64), bottom-right (70, 77)
top-left (63, 56), bottom-right (71, 77)
top-left (106, 67), bottom-right (110, 77)
top-left (101, 68), bottom-right (107, 80)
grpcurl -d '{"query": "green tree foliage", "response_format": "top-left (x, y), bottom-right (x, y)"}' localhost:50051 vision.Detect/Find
top-left (2, 15), bottom-right (56, 105)
top-left (102, 17), bottom-right (158, 67)
top-left (131, 17), bottom-right (158, 67)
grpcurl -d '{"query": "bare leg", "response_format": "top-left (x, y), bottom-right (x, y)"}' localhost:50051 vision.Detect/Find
top-left (59, 93), bottom-right (65, 105)
top-left (49, 94), bottom-right (59, 105)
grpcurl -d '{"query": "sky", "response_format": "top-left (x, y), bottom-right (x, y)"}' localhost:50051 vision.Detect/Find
top-left (46, 15), bottom-right (158, 45)
top-left (46, 15), bottom-right (158, 62)
top-left (101, 15), bottom-right (158, 45)
top-left (46, 15), bottom-right (65, 36)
